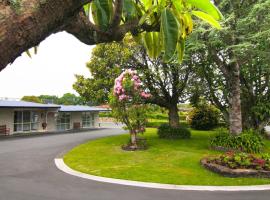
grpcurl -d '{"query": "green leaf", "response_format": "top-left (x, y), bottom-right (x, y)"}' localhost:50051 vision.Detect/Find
top-left (161, 8), bottom-right (180, 61)
top-left (186, 0), bottom-right (223, 20)
top-left (143, 32), bottom-right (162, 59)
top-left (83, 3), bottom-right (91, 17)
top-left (172, 0), bottom-right (184, 12)
top-left (123, 0), bottom-right (137, 20)
top-left (138, 5), bottom-right (158, 25)
top-left (143, 32), bottom-right (154, 58)
top-left (91, 0), bottom-right (113, 30)
top-left (177, 38), bottom-right (185, 62)
top-left (192, 11), bottom-right (221, 29)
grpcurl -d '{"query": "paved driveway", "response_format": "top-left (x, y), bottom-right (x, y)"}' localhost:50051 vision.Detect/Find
top-left (0, 128), bottom-right (270, 200)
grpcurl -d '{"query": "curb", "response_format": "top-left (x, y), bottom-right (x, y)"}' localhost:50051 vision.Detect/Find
top-left (55, 158), bottom-right (270, 191)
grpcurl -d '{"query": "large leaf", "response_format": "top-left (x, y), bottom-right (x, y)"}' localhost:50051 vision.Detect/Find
top-left (143, 32), bottom-right (162, 59)
top-left (83, 3), bottom-right (91, 17)
top-left (186, 0), bottom-right (223, 20)
top-left (160, 8), bottom-right (180, 61)
top-left (91, 0), bottom-right (113, 30)
top-left (138, 5), bottom-right (158, 25)
top-left (143, 32), bottom-right (154, 58)
top-left (123, 0), bottom-right (137, 20)
top-left (192, 11), bottom-right (221, 29)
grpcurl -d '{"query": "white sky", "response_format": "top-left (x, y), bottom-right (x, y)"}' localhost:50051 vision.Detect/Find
top-left (0, 32), bottom-right (94, 99)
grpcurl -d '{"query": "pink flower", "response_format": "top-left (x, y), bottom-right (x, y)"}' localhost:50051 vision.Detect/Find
top-left (140, 92), bottom-right (151, 98)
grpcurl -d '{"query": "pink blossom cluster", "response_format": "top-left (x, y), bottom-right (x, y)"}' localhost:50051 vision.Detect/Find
top-left (113, 69), bottom-right (151, 101)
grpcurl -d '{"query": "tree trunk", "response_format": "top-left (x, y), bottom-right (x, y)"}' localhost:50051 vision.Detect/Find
top-left (130, 131), bottom-right (137, 149)
top-left (228, 62), bottom-right (242, 135)
top-left (168, 105), bottom-right (180, 128)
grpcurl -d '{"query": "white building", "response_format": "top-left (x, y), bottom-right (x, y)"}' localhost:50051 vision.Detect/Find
top-left (0, 100), bottom-right (108, 135)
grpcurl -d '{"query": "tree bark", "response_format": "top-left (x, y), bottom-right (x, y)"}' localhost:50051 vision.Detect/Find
top-left (168, 105), bottom-right (180, 128)
top-left (0, 0), bottom-right (93, 71)
top-left (130, 131), bottom-right (137, 149)
top-left (0, 0), bottom-right (142, 71)
top-left (228, 62), bottom-right (242, 135)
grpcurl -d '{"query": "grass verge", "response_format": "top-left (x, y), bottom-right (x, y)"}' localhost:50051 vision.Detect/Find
top-left (64, 128), bottom-right (270, 186)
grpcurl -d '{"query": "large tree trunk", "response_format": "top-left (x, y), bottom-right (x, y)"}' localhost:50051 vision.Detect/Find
top-left (228, 62), bottom-right (242, 135)
top-left (168, 105), bottom-right (180, 128)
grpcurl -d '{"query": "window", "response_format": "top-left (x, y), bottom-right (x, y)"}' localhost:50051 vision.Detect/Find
top-left (14, 111), bottom-right (39, 132)
top-left (82, 112), bottom-right (95, 128)
top-left (57, 113), bottom-right (71, 130)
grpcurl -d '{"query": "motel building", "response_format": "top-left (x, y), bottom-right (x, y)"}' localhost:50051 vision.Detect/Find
top-left (0, 100), bottom-right (108, 135)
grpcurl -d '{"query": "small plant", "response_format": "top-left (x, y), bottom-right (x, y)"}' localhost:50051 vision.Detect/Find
top-left (157, 124), bottom-right (191, 139)
top-left (208, 152), bottom-right (270, 171)
top-left (188, 103), bottom-right (220, 130)
top-left (210, 129), bottom-right (264, 153)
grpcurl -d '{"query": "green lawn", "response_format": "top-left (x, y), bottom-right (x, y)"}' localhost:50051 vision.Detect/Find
top-left (64, 128), bottom-right (270, 186)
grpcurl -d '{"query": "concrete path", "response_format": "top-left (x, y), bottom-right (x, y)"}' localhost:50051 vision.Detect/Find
top-left (0, 129), bottom-right (270, 200)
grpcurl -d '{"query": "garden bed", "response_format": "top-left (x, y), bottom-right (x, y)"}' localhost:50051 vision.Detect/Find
top-left (201, 158), bottom-right (270, 178)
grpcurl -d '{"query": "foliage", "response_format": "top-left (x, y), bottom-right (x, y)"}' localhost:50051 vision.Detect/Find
top-left (57, 93), bottom-right (84, 105)
top-left (22, 94), bottom-right (84, 105)
top-left (74, 38), bottom-right (193, 127)
top-left (109, 69), bottom-right (151, 149)
top-left (82, 0), bottom-right (222, 62)
top-left (210, 129), bottom-right (265, 153)
top-left (8, 0), bottom-right (21, 13)
top-left (38, 95), bottom-right (59, 104)
top-left (73, 42), bottom-right (130, 105)
top-left (209, 152), bottom-right (270, 171)
top-left (157, 124), bottom-right (191, 139)
top-left (64, 128), bottom-right (270, 186)
top-left (188, 102), bottom-right (220, 130)
top-left (186, 0), bottom-right (270, 130)
top-left (21, 96), bottom-right (42, 103)
top-left (99, 112), bottom-right (113, 118)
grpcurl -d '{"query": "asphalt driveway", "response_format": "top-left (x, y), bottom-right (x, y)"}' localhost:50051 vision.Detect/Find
top-left (0, 128), bottom-right (270, 200)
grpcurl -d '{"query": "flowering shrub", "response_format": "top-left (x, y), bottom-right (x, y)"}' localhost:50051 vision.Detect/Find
top-left (208, 152), bottom-right (270, 171)
top-left (110, 69), bottom-right (151, 150)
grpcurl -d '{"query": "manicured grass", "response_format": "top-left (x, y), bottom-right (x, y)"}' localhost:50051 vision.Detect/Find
top-left (64, 128), bottom-right (270, 186)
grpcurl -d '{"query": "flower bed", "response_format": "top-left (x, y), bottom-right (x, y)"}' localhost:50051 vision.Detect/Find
top-left (201, 152), bottom-right (270, 178)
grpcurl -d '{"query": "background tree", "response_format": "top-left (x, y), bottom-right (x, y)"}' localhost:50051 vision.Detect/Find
top-left (39, 95), bottom-right (59, 104)
top-left (185, 0), bottom-right (270, 134)
top-left (74, 39), bottom-right (192, 128)
top-left (73, 42), bottom-right (131, 105)
top-left (21, 96), bottom-right (42, 103)
top-left (58, 93), bottom-right (84, 105)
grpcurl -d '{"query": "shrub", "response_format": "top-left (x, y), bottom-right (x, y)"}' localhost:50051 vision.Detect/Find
top-left (210, 129), bottom-right (265, 153)
top-left (208, 152), bottom-right (270, 171)
top-left (157, 124), bottom-right (191, 139)
top-left (188, 104), bottom-right (220, 130)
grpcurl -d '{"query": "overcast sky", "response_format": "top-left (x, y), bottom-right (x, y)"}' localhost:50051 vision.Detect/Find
top-left (0, 32), bottom-right (94, 99)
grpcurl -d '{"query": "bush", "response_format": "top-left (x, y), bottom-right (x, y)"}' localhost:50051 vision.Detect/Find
top-left (157, 124), bottom-right (191, 139)
top-left (210, 129), bottom-right (265, 153)
top-left (208, 152), bottom-right (270, 171)
top-left (188, 104), bottom-right (220, 130)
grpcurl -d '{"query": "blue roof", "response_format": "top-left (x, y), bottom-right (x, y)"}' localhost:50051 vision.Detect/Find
top-left (59, 105), bottom-right (109, 112)
top-left (0, 100), bottom-right (60, 108)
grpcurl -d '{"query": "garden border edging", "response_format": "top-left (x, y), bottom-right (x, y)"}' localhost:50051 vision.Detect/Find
top-left (55, 158), bottom-right (270, 191)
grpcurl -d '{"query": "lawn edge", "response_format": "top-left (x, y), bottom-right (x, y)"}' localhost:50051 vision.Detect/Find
top-left (55, 158), bottom-right (270, 191)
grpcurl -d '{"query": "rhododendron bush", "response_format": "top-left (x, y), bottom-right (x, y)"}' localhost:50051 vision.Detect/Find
top-left (109, 69), bottom-right (151, 150)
